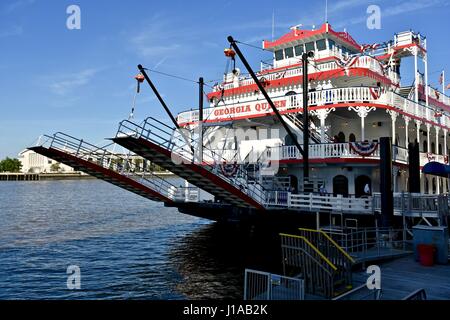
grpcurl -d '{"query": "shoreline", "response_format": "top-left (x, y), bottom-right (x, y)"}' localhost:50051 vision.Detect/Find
top-left (0, 172), bottom-right (177, 181)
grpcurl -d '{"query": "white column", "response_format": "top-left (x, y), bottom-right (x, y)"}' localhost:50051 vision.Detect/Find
top-left (404, 116), bottom-right (410, 147)
top-left (311, 108), bottom-right (335, 143)
top-left (426, 123), bottom-right (431, 153)
top-left (348, 106), bottom-right (375, 142)
top-left (444, 129), bottom-right (448, 156)
top-left (424, 55), bottom-right (429, 107)
top-left (435, 126), bottom-right (440, 155)
top-left (414, 47), bottom-right (419, 116)
top-left (415, 120), bottom-right (421, 149)
top-left (387, 110), bottom-right (398, 144)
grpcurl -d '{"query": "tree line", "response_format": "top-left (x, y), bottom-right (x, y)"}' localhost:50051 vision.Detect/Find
top-left (0, 158), bottom-right (22, 173)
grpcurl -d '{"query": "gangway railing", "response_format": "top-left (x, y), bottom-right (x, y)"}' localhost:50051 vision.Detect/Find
top-left (37, 132), bottom-right (186, 202)
top-left (402, 288), bottom-right (427, 300)
top-left (244, 269), bottom-right (305, 300)
top-left (280, 233), bottom-right (341, 298)
top-left (116, 117), bottom-right (268, 205)
top-left (323, 227), bottom-right (413, 262)
top-left (298, 228), bottom-right (354, 287)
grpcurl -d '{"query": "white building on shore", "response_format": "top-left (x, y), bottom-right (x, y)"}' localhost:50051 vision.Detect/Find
top-left (18, 149), bottom-right (74, 173)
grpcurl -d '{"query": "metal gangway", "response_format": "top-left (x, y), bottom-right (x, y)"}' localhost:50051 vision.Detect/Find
top-left (113, 117), bottom-right (266, 209)
top-left (30, 132), bottom-right (184, 203)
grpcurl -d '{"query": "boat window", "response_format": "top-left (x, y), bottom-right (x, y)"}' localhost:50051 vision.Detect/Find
top-left (328, 39), bottom-right (335, 49)
top-left (284, 47), bottom-right (294, 58)
top-left (294, 44), bottom-right (304, 56)
top-left (275, 49), bottom-right (284, 61)
top-left (316, 39), bottom-right (326, 51)
top-left (305, 41), bottom-right (315, 53)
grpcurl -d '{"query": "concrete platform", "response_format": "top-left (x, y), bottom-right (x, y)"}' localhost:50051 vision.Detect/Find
top-left (353, 255), bottom-right (450, 299)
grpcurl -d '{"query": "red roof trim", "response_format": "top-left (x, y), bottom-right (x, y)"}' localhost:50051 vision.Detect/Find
top-left (263, 23), bottom-right (361, 52)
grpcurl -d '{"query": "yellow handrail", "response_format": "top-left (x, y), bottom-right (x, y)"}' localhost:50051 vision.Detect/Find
top-left (280, 233), bottom-right (338, 271)
top-left (298, 228), bottom-right (355, 263)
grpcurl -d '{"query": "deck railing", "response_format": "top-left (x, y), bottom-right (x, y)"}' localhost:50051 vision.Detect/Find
top-left (244, 269), bottom-right (305, 300)
top-left (266, 191), bottom-right (447, 218)
top-left (177, 86), bottom-right (450, 131)
top-left (323, 227), bottom-right (412, 262)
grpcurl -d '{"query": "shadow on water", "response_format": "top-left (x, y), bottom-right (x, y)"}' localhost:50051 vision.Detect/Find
top-left (169, 222), bottom-right (282, 299)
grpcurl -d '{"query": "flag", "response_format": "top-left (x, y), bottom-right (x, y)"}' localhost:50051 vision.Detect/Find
top-left (439, 71), bottom-right (444, 85)
top-left (447, 83), bottom-right (450, 90)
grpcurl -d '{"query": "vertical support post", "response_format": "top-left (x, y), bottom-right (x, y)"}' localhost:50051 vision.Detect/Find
top-left (302, 52), bottom-right (310, 188)
top-left (408, 141), bottom-right (420, 193)
top-left (380, 137), bottom-right (393, 229)
top-left (198, 77), bottom-right (204, 164)
top-left (414, 48), bottom-right (419, 114)
top-left (424, 55), bottom-right (429, 107)
top-left (426, 123), bottom-right (431, 153)
top-left (361, 115), bottom-right (365, 142)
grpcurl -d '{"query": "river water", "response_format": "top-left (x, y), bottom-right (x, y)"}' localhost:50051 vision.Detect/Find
top-left (0, 179), bottom-right (278, 299)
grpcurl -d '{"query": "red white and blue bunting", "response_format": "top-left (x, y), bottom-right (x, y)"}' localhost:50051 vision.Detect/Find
top-left (349, 141), bottom-right (379, 156)
top-left (335, 56), bottom-right (359, 69)
top-left (219, 162), bottom-right (239, 177)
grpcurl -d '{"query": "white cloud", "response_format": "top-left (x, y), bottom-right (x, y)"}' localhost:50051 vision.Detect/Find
top-left (48, 68), bottom-right (99, 95)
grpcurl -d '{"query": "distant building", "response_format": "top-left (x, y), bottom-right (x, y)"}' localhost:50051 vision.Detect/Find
top-left (18, 149), bottom-right (74, 173)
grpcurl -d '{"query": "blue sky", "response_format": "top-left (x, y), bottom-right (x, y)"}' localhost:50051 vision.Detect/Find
top-left (1, 0), bottom-right (449, 158)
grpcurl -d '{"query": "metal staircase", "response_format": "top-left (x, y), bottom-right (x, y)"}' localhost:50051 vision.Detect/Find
top-left (280, 228), bottom-right (355, 299)
top-left (113, 117), bottom-right (266, 210)
top-left (29, 133), bottom-right (179, 203)
top-left (282, 113), bottom-right (327, 143)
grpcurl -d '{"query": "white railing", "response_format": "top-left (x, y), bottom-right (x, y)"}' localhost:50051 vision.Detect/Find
top-left (223, 54), bottom-right (398, 91)
top-left (266, 191), bottom-right (448, 217)
top-left (265, 191), bottom-right (373, 214)
top-left (178, 86), bottom-right (450, 130)
top-left (372, 192), bottom-right (449, 218)
top-left (201, 143), bottom-right (417, 164)
top-left (244, 269), bottom-right (305, 300)
top-left (168, 186), bottom-right (200, 202)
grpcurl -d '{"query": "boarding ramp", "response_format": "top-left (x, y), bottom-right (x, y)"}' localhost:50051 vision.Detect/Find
top-left (29, 133), bottom-right (185, 203)
top-left (113, 117), bottom-right (266, 210)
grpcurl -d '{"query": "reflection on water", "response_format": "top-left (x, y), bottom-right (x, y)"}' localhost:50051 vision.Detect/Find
top-left (0, 180), bottom-right (279, 299)
top-left (170, 223), bottom-right (281, 299)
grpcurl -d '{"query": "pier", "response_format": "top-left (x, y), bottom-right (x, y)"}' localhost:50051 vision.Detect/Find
top-left (0, 173), bottom-right (40, 181)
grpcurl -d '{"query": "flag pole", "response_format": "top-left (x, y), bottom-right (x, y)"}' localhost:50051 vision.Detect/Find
top-left (443, 70), bottom-right (446, 99)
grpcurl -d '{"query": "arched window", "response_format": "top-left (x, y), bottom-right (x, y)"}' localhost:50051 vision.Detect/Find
top-left (423, 140), bottom-right (428, 153)
top-left (349, 133), bottom-right (356, 142)
top-left (333, 175), bottom-right (349, 197)
top-left (285, 134), bottom-right (298, 146)
top-left (431, 142), bottom-right (436, 154)
top-left (338, 132), bottom-right (345, 143)
top-left (285, 91), bottom-right (298, 108)
top-left (439, 144), bottom-right (443, 155)
top-left (355, 175), bottom-right (371, 197)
